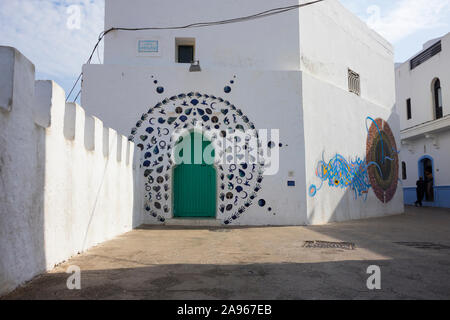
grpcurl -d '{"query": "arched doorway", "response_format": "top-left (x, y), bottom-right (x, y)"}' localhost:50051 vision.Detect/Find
top-left (173, 131), bottom-right (216, 218)
top-left (419, 156), bottom-right (434, 202)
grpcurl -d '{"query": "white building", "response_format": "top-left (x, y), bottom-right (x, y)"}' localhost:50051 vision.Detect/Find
top-left (81, 0), bottom-right (404, 226)
top-left (396, 32), bottom-right (450, 208)
top-left (0, 1), bottom-right (406, 294)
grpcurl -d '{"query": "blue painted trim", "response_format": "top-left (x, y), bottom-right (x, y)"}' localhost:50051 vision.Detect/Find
top-left (403, 187), bottom-right (416, 205)
top-left (403, 185), bottom-right (450, 208)
top-left (417, 155), bottom-right (434, 179)
top-left (138, 40), bottom-right (159, 53)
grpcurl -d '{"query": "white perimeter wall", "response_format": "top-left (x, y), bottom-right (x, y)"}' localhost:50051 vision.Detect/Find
top-left (82, 64), bottom-right (307, 226)
top-left (0, 47), bottom-right (143, 296)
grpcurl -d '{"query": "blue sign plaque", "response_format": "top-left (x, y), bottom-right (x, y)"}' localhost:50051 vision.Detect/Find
top-left (138, 40), bottom-right (159, 53)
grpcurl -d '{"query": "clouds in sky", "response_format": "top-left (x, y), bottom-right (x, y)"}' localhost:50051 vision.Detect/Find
top-left (363, 0), bottom-right (450, 43)
top-left (0, 0), bottom-right (449, 93)
top-left (0, 0), bottom-right (104, 79)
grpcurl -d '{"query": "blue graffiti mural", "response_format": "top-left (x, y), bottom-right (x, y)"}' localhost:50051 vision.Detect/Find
top-left (309, 117), bottom-right (399, 202)
top-left (309, 153), bottom-right (372, 200)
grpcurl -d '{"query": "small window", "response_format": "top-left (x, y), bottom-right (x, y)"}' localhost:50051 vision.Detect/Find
top-left (178, 46), bottom-right (194, 63)
top-left (348, 69), bottom-right (360, 96)
top-left (402, 162), bottom-right (407, 180)
top-left (176, 38), bottom-right (195, 63)
top-left (433, 78), bottom-right (443, 119)
top-left (406, 98), bottom-right (412, 120)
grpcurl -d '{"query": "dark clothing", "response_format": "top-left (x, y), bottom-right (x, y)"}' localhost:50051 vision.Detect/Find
top-left (415, 180), bottom-right (425, 207)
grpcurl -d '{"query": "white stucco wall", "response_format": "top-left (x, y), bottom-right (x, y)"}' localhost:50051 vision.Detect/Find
top-left (298, 0), bottom-right (395, 109)
top-left (37, 80), bottom-right (143, 270)
top-left (396, 33), bottom-right (450, 129)
top-left (0, 47), bottom-right (142, 296)
top-left (399, 125), bottom-right (450, 208)
top-left (103, 0), bottom-right (301, 71)
top-left (302, 72), bottom-right (403, 224)
top-left (82, 64), bottom-right (307, 226)
top-left (0, 47), bottom-right (45, 296)
top-left (401, 131), bottom-right (450, 188)
top-left (396, 33), bottom-right (450, 207)
top-left (295, 0), bottom-right (403, 223)
top-left (81, 0), bottom-right (403, 226)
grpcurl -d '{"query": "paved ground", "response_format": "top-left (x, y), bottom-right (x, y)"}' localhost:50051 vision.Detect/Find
top-left (3, 206), bottom-right (450, 300)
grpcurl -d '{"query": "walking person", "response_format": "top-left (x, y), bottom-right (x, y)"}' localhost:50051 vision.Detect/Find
top-left (415, 177), bottom-right (425, 207)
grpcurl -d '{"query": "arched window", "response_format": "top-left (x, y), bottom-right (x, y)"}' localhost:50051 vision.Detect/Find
top-left (402, 161), bottom-right (407, 180)
top-left (433, 78), bottom-right (443, 119)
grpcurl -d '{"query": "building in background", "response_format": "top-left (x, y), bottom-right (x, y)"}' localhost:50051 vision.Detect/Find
top-left (81, 0), bottom-right (403, 226)
top-left (396, 32), bottom-right (450, 208)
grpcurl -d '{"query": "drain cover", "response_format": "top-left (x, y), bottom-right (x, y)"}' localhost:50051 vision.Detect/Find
top-left (209, 229), bottom-right (231, 232)
top-left (303, 240), bottom-right (355, 250)
top-left (394, 242), bottom-right (450, 250)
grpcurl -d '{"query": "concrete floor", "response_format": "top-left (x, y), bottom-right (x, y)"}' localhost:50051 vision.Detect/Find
top-left (3, 206), bottom-right (450, 300)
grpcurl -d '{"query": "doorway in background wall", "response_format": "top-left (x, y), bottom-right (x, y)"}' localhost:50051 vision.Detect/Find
top-left (173, 131), bottom-right (216, 218)
top-left (419, 156), bottom-right (434, 202)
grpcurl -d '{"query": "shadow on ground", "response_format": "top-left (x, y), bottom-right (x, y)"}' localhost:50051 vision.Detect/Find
top-left (2, 206), bottom-right (450, 300)
top-left (3, 258), bottom-right (450, 300)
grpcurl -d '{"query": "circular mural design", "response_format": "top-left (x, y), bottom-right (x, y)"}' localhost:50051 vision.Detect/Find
top-left (129, 90), bottom-right (273, 224)
top-left (366, 118), bottom-right (399, 203)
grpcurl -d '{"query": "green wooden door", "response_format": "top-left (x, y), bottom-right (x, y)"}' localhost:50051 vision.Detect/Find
top-left (173, 132), bottom-right (216, 218)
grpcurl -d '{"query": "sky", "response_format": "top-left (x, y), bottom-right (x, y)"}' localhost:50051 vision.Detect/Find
top-left (0, 0), bottom-right (449, 101)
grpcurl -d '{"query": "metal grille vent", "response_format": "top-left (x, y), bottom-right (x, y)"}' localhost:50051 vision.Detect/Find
top-left (303, 241), bottom-right (356, 250)
top-left (410, 41), bottom-right (441, 70)
top-left (348, 69), bottom-right (360, 96)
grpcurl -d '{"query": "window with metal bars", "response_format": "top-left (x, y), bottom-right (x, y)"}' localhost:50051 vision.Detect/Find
top-left (410, 41), bottom-right (441, 70)
top-left (348, 69), bottom-right (360, 96)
